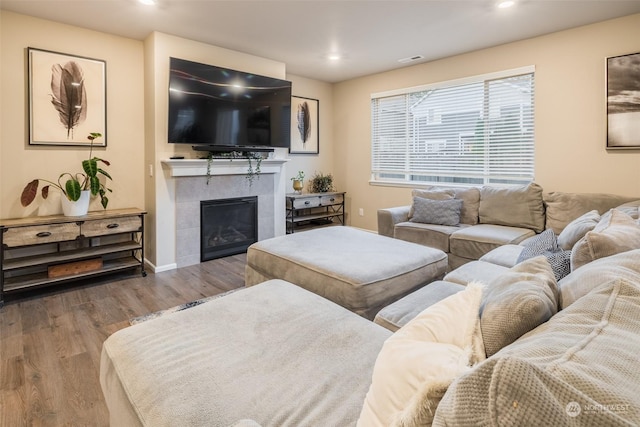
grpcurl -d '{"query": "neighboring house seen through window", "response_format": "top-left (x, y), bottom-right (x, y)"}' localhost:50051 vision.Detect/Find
top-left (371, 66), bottom-right (535, 186)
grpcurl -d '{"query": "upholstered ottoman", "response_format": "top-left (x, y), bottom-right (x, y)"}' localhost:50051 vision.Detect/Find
top-left (245, 226), bottom-right (448, 319)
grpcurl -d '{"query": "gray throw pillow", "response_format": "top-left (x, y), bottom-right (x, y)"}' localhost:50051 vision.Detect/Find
top-left (480, 256), bottom-right (559, 357)
top-left (557, 210), bottom-right (600, 250)
top-left (517, 229), bottom-right (571, 281)
top-left (408, 189), bottom-right (454, 219)
top-left (410, 197), bottom-right (463, 226)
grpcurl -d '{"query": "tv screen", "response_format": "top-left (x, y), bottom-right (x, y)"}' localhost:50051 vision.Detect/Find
top-left (168, 57), bottom-right (291, 150)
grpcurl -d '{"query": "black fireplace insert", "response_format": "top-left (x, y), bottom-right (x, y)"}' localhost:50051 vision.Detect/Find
top-left (201, 197), bottom-right (258, 261)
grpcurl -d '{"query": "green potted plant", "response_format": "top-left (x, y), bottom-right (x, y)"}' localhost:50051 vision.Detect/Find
top-left (21, 132), bottom-right (113, 215)
top-left (309, 171), bottom-right (334, 193)
top-left (291, 170), bottom-right (305, 193)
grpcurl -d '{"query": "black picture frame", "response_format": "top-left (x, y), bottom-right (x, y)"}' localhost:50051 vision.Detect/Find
top-left (290, 96), bottom-right (319, 154)
top-left (606, 51), bottom-right (640, 150)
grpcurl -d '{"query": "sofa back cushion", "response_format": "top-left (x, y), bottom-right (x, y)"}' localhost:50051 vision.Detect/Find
top-left (415, 186), bottom-right (480, 225)
top-left (570, 209), bottom-right (640, 271)
top-left (559, 249), bottom-right (640, 308)
top-left (543, 191), bottom-right (638, 235)
top-left (435, 277), bottom-right (640, 426)
top-left (479, 183), bottom-right (545, 233)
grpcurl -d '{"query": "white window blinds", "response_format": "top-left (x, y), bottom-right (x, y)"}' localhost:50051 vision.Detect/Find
top-left (371, 67), bottom-right (535, 186)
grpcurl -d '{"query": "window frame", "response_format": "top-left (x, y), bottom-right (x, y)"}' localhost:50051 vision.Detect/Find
top-left (370, 66), bottom-right (536, 189)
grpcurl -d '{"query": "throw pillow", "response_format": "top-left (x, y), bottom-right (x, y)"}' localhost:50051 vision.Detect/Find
top-left (357, 282), bottom-right (485, 427)
top-left (410, 197), bottom-right (463, 226)
top-left (480, 256), bottom-right (558, 357)
top-left (417, 186), bottom-right (481, 225)
top-left (570, 209), bottom-right (640, 271)
top-left (408, 189), bottom-right (454, 219)
top-left (479, 183), bottom-right (545, 233)
top-left (557, 209), bottom-right (600, 250)
top-left (517, 229), bottom-right (571, 281)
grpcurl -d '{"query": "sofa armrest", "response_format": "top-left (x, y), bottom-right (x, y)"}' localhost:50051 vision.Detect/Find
top-left (377, 205), bottom-right (411, 237)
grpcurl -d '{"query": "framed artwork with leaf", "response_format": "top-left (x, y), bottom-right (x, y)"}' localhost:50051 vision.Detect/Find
top-left (290, 96), bottom-right (319, 154)
top-left (28, 47), bottom-right (106, 146)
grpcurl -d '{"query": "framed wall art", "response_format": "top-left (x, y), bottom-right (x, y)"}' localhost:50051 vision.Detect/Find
top-left (290, 96), bottom-right (319, 154)
top-left (28, 47), bottom-right (107, 146)
top-left (606, 51), bottom-right (640, 149)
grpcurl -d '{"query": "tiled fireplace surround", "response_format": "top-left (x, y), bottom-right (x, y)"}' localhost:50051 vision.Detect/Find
top-left (162, 158), bottom-right (289, 268)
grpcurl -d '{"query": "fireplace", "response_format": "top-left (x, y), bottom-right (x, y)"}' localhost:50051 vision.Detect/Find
top-left (201, 197), bottom-right (258, 261)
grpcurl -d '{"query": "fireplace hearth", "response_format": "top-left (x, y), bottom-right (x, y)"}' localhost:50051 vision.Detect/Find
top-left (201, 197), bottom-right (258, 261)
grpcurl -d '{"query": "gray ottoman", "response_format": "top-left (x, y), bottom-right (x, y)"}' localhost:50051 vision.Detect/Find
top-left (245, 227), bottom-right (448, 319)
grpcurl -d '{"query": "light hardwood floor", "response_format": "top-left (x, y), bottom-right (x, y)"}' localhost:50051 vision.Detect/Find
top-left (0, 254), bottom-right (247, 427)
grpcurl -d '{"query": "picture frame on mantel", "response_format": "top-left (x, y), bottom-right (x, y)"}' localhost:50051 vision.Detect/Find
top-left (28, 47), bottom-right (107, 147)
top-left (290, 96), bottom-right (319, 154)
top-left (606, 51), bottom-right (640, 150)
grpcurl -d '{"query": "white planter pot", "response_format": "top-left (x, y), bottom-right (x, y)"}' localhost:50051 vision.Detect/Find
top-left (61, 190), bottom-right (90, 216)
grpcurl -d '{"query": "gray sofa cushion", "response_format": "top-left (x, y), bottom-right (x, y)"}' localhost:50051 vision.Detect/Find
top-left (543, 191), bottom-right (638, 235)
top-left (435, 277), bottom-right (640, 426)
top-left (374, 280), bottom-right (465, 332)
top-left (394, 222), bottom-right (465, 253)
top-left (557, 209), bottom-right (600, 250)
top-left (480, 256), bottom-right (558, 357)
top-left (443, 260), bottom-right (508, 286)
top-left (570, 209), bottom-right (640, 271)
top-left (559, 248), bottom-right (640, 308)
top-left (479, 244), bottom-right (525, 268)
top-left (410, 197), bottom-right (463, 226)
top-left (479, 183), bottom-right (545, 233)
top-left (449, 224), bottom-right (535, 260)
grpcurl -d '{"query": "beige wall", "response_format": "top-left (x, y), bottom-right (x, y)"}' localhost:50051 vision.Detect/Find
top-left (285, 74), bottom-right (335, 192)
top-left (0, 11), bottom-right (145, 219)
top-left (333, 13), bottom-right (640, 232)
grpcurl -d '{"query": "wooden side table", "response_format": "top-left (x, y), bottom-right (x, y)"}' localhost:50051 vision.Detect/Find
top-left (285, 192), bottom-right (345, 234)
top-left (0, 208), bottom-right (146, 307)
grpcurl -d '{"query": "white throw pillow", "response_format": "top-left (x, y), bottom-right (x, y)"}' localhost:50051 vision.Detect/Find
top-left (357, 282), bottom-right (485, 427)
top-left (557, 209), bottom-right (600, 250)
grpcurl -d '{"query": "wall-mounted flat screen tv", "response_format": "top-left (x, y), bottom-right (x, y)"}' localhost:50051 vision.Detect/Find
top-left (168, 57), bottom-right (291, 151)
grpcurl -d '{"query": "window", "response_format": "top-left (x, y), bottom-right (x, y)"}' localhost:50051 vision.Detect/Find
top-left (371, 66), bottom-right (535, 186)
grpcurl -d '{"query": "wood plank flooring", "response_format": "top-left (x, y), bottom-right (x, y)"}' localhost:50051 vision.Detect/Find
top-left (0, 254), bottom-right (247, 427)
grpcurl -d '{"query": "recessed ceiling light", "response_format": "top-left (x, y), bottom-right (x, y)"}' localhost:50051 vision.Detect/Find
top-left (139, 0), bottom-right (156, 5)
top-left (327, 54), bottom-right (341, 61)
top-left (497, 1), bottom-right (515, 8)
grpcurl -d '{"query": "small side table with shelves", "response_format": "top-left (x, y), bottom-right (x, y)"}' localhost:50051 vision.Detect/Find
top-left (286, 192), bottom-right (346, 234)
top-left (0, 208), bottom-right (146, 307)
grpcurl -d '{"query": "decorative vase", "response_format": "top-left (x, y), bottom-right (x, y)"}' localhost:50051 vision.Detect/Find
top-left (61, 190), bottom-right (90, 216)
top-left (292, 180), bottom-right (304, 194)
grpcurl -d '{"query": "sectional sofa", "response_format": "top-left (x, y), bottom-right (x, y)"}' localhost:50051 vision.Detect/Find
top-left (377, 183), bottom-right (639, 270)
top-left (100, 186), bottom-right (640, 426)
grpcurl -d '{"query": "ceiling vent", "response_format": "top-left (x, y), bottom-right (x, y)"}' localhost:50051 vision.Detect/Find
top-left (398, 55), bottom-right (425, 64)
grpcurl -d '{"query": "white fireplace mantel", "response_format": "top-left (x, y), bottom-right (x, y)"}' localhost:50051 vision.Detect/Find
top-left (162, 158), bottom-right (289, 177)
top-left (154, 157), bottom-right (290, 272)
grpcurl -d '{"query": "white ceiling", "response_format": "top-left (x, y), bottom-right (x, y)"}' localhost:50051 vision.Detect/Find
top-left (2, 0), bottom-right (640, 83)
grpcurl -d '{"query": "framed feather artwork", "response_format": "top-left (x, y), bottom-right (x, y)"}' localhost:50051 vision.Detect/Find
top-left (28, 47), bottom-right (106, 146)
top-left (290, 96), bottom-right (319, 154)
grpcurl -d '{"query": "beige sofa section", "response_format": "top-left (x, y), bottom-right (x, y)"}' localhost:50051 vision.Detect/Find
top-left (379, 184), bottom-right (637, 270)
